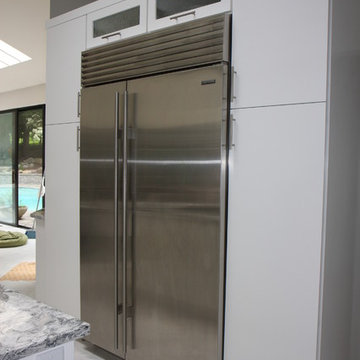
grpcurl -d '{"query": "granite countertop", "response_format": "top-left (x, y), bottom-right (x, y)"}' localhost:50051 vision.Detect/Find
top-left (0, 286), bottom-right (89, 360)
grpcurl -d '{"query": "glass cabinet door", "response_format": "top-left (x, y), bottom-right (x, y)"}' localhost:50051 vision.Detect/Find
top-left (86, 0), bottom-right (147, 49)
top-left (0, 111), bottom-right (16, 225)
top-left (148, 0), bottom-right (231, 31)
top-left (156, 0), bottom-right (220, 19)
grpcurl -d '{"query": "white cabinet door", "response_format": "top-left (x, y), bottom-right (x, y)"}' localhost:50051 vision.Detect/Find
top-left (224, 103), bottom-right (326, 360)
top-left (46, 16), bottom-right (86, 125)
top-left (231, 0), bottom-right (329, 108)
top-left (86, 0), bottom-right (147, 49)
top-left (44, 123), bottom-right (80, 317)
top-left (148, 0), bottom-right (231, 31)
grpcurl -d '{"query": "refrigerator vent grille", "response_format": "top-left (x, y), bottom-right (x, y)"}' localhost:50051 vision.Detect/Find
top-left (81, 13), bottom-right (230, 87)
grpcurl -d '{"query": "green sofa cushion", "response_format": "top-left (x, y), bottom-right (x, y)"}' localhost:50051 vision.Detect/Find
top-left (0, 231), bottom-right (28, 248)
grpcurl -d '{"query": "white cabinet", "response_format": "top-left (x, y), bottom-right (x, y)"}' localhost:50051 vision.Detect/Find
top-left (42, 15), bottom-right (85, 316)
top-left (86, 0), bottom-right (147, 49)
top-left (46, 16), bottom-right (86, 125)
top-left (43, 123), bottom-right (80, 317)
top-left (35, 218), bottom-right (46, 302)
top-left (224, 103), bottom-right (326, 360)
top-left (148, 0), bottom-right (231, 32)
top-left (231, 0), bottom-right (329, 108)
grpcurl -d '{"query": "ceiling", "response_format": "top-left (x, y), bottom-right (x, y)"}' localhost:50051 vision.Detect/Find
top-left (0, 0), bottom-right (49, 94)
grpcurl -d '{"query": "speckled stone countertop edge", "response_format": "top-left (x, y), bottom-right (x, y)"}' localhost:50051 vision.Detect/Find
top-left (0, 286), bottom-right (90, 360)
top-left (2, 330), bottom-right (90, 360)
top-left (3, 330), bottom-right (90, 360)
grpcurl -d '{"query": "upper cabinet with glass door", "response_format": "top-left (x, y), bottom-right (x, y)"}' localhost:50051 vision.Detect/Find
top-left (148, 0), bottom-right (231, 31)
top-left (86, 0), bottom-right (147, 49)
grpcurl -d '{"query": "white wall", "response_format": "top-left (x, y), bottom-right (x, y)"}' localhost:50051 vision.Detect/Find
top-left (0, 84), bottom-right (46, 111)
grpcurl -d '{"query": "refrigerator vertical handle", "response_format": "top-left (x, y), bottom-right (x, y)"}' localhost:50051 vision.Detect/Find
top-left (122, 90), bottom-right (129, 354)
top-left (114, 92), bottom-right (120, 350)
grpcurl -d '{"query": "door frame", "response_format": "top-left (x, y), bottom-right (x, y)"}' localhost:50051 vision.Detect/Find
top-left (0, 104), bottom-right (45, 228)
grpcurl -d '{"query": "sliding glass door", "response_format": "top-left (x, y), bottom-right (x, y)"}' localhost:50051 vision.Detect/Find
top-left (0, 105), bottom-right (45, 227)
top-left (0, 111), bottom-right (16, 224)
top-left (18, 107), bottom-right (44, 227)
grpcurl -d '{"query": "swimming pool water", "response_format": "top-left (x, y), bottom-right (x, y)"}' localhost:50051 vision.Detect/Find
top-left (0, 187), bottom-right (40, 212)
top-left (19, 188), bottom-right (40, 211)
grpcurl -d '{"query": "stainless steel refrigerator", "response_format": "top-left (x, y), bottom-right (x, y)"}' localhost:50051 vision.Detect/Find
top-left (80, 13), bottom-right (230, 360)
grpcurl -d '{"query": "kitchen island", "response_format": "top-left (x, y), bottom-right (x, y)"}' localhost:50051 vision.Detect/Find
top-left (0, 286), bottom-right (89, 360)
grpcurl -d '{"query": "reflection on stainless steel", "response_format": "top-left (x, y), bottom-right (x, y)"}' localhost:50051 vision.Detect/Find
top-left (80, 82), bottom-right (125, 358)
top-left (80, 64), bottom-right (228, 360)
top-left (81, 159), bottom-right (221, 165)
top-left (114, 91), bottom-right (119, 350)
top-left (126, 65), bottom-right (226, 360)
top-left (80, 158), bottom-right (116, 163)
top-left (122, 90), bottom-right (128, 353)
top-left (129, 159), bottom-right (221, 165)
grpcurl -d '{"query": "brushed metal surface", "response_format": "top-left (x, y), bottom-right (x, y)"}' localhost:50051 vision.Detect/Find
top-left (122, 90), bottom-right (128, 353)
top-left (114, 91), bottom-right (120, 350)
top-left (126, 64), bottom-right (228, 360)
top-left (81, 13), bottom-right (230, 87)
top-left (80, 82), bottom-right (125, 357)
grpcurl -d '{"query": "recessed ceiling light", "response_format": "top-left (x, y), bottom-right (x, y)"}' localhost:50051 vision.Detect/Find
top-left (0, 40), bottom-right (31, 69)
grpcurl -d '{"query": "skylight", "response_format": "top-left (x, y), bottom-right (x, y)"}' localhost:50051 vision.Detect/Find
top-left (0, 40), bottom-right (31, 69)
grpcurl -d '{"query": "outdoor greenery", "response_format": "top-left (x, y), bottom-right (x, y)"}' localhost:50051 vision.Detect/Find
top-left (18, 109), bottom-right (44, 173)
top-left (18, 110), bottom-right (44, 146)
top-left (0, 112), bottom-right (14, 166)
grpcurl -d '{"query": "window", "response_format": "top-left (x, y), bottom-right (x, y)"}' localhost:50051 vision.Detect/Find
top-left (0, 105), bottom-right (45, 228)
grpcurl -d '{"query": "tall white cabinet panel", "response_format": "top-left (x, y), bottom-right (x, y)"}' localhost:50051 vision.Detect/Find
top-left (224, 103), bottom-right (326, 360)
top-left (231, 0), bottom-right (329, 108)
top-left (46, 16), bottom-right (86, 125)
top-left (44, 123), bottom-right (80, 317)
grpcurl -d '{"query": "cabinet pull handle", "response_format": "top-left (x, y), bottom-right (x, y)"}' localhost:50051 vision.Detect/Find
top-left (102, 31), bottom-right (121, 40)
top-left (170, 10), bottom-right (196, 21)
top-left (77, 91), bottom-right (81, 117)
top-left (231, 67), bottom-right (237, 102)
top-left (76, 126), bottom-right (80, 152)
top-left (229, 115), bottom-right (236, 149)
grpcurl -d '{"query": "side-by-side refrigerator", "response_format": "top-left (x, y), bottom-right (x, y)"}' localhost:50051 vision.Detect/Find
top-left (80, 14), bottom-right (231, 360)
